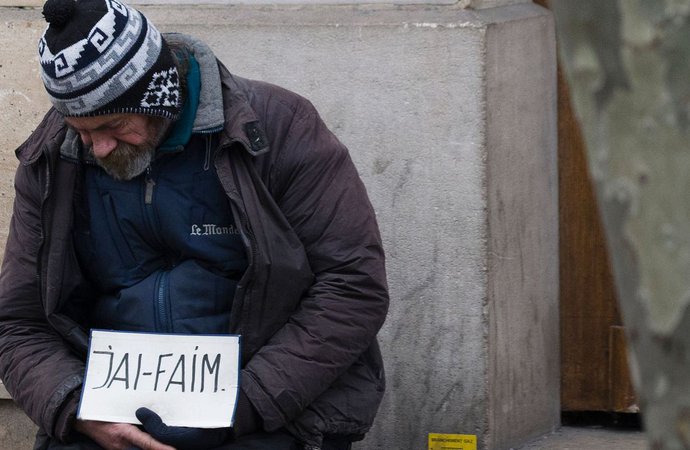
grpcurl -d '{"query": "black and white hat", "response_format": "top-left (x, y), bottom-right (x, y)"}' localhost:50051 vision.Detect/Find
top-left (38, 0), bottom-right (182, 119)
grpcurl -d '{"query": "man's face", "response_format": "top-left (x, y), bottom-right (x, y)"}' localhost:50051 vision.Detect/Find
top-left (65, 114), bottom-right (169, 181)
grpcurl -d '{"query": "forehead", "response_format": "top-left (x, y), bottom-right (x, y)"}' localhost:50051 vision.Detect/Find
top-left (64, 114), bottom-right (148, 131)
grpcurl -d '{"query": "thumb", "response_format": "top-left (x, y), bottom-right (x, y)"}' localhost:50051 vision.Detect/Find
top-left (136, 407), bottom-right (167, 435)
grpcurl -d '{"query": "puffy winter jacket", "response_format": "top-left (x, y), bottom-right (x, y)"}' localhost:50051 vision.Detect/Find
top-left (76, 131), bottom-right (248, 335)
top-left (0, 34), bottom-right (388, 449)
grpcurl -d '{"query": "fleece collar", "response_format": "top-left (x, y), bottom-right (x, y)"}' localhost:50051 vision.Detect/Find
top-left (163, 33), bottom-right (225, 134)
top-left (158, 54), bottom-right (201, 153)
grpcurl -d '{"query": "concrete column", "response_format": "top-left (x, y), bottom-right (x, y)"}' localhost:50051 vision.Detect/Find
top-left (470, 0), bottom-right (532, 9)
top-left (484, 7), bottom-right (558, 450)
top-left (0, 3), bottom-right (557, 449)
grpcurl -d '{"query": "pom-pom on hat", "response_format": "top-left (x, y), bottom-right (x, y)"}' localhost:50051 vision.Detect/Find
top-left (38, 0), bottom-right (181, 119)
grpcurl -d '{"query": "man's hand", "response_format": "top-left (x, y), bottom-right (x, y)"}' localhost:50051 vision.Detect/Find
top-left (74, 419), bottom-right (176, 450)
top-left (135, 408), bottom-right (231, 450)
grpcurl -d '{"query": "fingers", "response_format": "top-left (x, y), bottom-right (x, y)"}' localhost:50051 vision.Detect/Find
top-left (122, 426), bottom-right (176, 450)
top-left (136, 407), bottom-right (165, 433)
top-left (74, 419), bottom-right (175, 450)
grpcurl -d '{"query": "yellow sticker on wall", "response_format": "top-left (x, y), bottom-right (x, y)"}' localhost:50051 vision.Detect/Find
top-left (428, 433), bottom-right (477, 450)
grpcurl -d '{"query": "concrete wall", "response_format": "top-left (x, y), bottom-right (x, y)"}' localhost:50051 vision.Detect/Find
top-left (485, 7), bottom-right (558, 449)
top-left (0, 2), bottom-right (557, 449)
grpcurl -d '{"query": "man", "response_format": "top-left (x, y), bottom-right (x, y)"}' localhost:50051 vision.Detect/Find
top-left (0, 0), bottom-right (389, 448)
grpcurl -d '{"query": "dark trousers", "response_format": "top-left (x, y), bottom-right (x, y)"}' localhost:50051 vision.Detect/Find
top-left (225, 430), bottom-right (352, 450)
top-left (38, 429), bottom-right (352, 450)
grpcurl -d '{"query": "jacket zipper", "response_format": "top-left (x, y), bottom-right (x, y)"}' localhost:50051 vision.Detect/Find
top-left (203, 135), bottom-right (212, 171)
top-left (143, 166), bottom-right (164, 247)
top-left (215, 143), bottom-right (257, 339)
top-left (145, 166), bottom-right (156, 205)
top-left (155, 270), bottom-right (172, 332)
top-left (143, 165), bottom-right (173, 332)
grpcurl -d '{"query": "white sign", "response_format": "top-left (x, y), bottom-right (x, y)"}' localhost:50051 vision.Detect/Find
top-left (78, 330), bottom-right (240, 428)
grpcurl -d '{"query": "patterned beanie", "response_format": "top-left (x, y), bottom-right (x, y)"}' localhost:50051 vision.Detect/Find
top-left (38, 0), bottom-right (181, 119)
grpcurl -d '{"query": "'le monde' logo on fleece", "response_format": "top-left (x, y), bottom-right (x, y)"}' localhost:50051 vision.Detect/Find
top-left (190, 224), bottom-right (241, 236)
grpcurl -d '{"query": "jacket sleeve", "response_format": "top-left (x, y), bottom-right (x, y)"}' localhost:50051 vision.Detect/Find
top-left (242, 99), bottom-right (389, 430)
top-left (0, 118), bottom-right (85, 441)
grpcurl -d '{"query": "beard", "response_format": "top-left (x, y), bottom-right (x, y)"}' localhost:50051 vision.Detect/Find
top-left (95, 141), bottom-right (155, 181)
top-left (92, 118), bottom-right (170, 181)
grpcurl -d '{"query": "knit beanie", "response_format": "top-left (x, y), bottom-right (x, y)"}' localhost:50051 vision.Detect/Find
top-left (38, 0), bottom-right (182, 119)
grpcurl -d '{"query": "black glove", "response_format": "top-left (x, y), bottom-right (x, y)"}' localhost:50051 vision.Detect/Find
top-left (136, 407), bottom-right (231, 450)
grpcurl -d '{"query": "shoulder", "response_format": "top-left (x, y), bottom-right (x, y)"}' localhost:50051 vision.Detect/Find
top-left (15, 108), bottom-right (66, 166)
top-left (220, 65), bottom-right (318, 126)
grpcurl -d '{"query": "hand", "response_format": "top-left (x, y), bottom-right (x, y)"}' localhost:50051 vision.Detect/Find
top-left (136, 407), bottom-right (231, 450)
top-left (74, 419), bottom-right (175, 450)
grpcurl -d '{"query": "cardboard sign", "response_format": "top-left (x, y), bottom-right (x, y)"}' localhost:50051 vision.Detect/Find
top-left (428, 433), bottom-right (477, 450)
top-left (78, 330), bottom-right (240, 428)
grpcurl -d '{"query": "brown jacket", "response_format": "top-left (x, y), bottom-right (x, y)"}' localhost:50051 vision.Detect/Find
top-left (0, 60), bottom-right (388, 448)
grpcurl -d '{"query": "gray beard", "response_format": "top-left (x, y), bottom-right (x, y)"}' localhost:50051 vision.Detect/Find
top-left (95, 142), bottom-right (155, 181)
top-left (92, 119), bottom-right (170, 181)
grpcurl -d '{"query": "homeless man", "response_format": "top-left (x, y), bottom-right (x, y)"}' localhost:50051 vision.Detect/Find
top-left (0, 0), bottom-right (389, 449)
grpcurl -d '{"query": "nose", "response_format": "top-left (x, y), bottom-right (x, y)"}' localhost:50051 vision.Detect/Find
top-left (91, 133), bottom-right (118, 159)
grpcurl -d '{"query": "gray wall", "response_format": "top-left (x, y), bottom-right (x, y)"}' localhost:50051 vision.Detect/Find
top-left (485, 7), bottom-right (558, 449)
top-left (0, 2), bottom-right (557, 449)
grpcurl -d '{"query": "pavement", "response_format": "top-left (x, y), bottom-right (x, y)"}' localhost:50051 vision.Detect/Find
top-left (514, 426), bottom-right (647, 450)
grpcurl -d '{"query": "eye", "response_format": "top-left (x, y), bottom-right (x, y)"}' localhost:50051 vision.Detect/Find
top-left (112, 120), bottom-right (134, 136)
top-left (107, 120), bottom-right (125, 131)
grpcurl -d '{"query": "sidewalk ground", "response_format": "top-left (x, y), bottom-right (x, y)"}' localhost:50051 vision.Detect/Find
top-left (514, 426), bottom-right (647, 450)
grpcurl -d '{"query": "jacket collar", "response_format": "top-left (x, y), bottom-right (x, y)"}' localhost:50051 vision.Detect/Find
top-left (165, 33), bottom-right (269, 156)
top-left (216, 62), bottom-right (270, 156)
top-left (15, 108), bottom-right (66, 166)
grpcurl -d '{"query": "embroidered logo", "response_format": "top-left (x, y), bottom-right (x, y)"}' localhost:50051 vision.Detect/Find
top-left (141, 67), bottom-right (180, 108)
top-left (191, 224), bottom-right (241, 236)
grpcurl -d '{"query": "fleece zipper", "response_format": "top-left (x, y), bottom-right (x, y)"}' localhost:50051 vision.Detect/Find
top-left (154, 270), bottom-right (172, 332)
